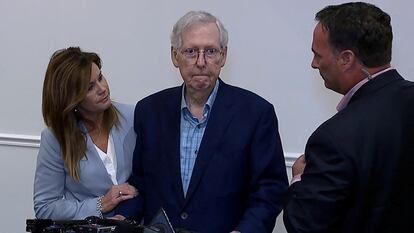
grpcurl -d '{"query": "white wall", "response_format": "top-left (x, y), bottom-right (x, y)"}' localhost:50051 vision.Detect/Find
top-left (0, 139), bottom-right (38, 233)
top-left (1, 0), bottom-right (414, 232)
top-left (2, 0), bottom-right (413, 152)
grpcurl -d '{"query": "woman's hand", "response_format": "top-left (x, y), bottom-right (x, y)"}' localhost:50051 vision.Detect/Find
top-left (100, 183), bottom-right (138, 213)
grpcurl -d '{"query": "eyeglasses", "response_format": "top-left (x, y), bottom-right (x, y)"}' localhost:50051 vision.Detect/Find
top-left (179, 47), bottom-right (223, 64)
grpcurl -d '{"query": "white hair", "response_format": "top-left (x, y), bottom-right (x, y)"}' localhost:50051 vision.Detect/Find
top-left (170, 11), bottom-right (228, 49)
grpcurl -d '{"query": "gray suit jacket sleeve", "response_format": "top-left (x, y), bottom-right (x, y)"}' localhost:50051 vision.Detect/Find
top-left (33, 129), bottom-right (100, 219)
top-left (33, 102), bottom-right (135, 220)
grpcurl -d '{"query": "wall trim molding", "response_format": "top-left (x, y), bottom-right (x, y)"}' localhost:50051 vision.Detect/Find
top-left (284, 152), bottom-right (300, 167)
top-left (0, 133), bottom-right (300, 166)
top-left (0, 133), bottom-right (41, 148)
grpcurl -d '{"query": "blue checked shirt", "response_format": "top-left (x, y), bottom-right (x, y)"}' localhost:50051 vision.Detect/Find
top-left (180, 80), bottom-right (219, 196)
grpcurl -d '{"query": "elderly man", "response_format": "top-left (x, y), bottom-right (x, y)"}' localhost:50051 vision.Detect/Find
top-left (120, 11), bottom-right (288, 233)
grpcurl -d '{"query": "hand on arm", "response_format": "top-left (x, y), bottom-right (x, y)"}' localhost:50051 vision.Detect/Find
top-left (101, 183), bottom-right (138, 213)
top-left (112, 125), bottom-right (145, 220)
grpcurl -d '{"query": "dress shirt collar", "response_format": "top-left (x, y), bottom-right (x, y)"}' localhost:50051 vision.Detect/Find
top-left (336, 67), bottom-right (394, 111)
top-left (181, 79), bottom-right (220, 119)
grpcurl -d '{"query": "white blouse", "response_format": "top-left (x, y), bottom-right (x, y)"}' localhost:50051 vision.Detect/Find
top-left (94, 134), bottom-right (118, 185)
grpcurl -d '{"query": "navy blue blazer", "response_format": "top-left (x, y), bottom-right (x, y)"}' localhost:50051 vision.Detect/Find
top-left (121, 79), bottom-right (288, 233)
top-left (283, 70), bottom-right (414, 233)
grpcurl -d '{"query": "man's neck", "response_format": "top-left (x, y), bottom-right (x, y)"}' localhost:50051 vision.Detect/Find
top-left (365, 64), bottom-right (391, 76)
top-left (185, 86), bottom-right (214, 119)
top-left (186, 86), bottom-right (214, 106)
top-left (341, 63), bottom-right (391, 94)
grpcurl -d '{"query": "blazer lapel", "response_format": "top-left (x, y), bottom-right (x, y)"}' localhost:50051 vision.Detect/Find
top-left (184, 81), bottom-right (235, 205)
top-left (112, 127), bottom-right (126, 182)
top-left (83, 133), bottom-right (114, 196)
top-left (162, 86), bottom-right (186, 204)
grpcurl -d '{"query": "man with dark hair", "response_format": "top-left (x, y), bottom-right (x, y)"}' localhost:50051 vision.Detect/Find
top-left (283, 2), bottom-right (414, 233)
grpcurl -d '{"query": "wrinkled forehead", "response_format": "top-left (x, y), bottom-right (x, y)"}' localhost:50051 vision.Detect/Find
top-left (181, 22), bottom-right (220, 45)
top-left (182, 21), bottom-right (219, 36)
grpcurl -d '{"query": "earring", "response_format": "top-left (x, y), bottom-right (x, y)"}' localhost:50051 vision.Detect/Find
top-left (74, 108), bottom-right (78, 113)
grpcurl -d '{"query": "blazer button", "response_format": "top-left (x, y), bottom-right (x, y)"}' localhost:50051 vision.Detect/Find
top-left (180, 212), bottom-right (188, 220)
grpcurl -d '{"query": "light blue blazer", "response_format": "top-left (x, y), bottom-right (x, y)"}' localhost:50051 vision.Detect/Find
top-left (33, 102), bottom-right (136, 220)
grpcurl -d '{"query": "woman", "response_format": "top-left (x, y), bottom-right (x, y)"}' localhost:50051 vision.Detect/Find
top-left (34, 47), bottom-right (137, 220)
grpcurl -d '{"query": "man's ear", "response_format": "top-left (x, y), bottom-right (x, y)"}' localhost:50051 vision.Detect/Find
top-left (171, 47), bottom-right (179, 68)
top-left (337, 49), bottom-right (355, 71)
top-left (220, 46), bottom-right (228, 67)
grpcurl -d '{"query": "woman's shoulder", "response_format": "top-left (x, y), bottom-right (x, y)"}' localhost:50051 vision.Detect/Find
top-left (112, 102), bottom-right (134, 128)
top-left (40, 128), bottom-right (58, 143)
top-left (38, 128), bottom-right (63, 160)
top-left (113, 102), bottom-right (134, 116)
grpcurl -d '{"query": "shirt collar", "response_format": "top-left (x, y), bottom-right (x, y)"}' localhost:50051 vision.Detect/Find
top-left (336, 67), bottom-right (394, 111)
